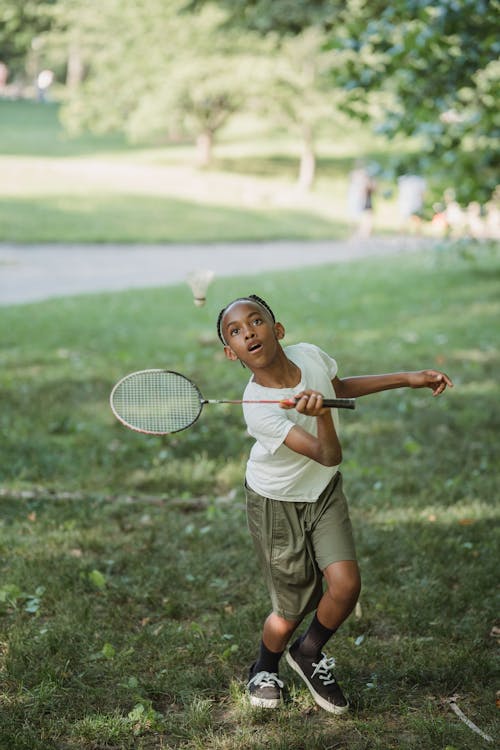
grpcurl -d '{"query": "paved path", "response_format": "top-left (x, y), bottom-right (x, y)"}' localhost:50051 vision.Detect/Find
top-left (0, 236), bottom-right (430, 305)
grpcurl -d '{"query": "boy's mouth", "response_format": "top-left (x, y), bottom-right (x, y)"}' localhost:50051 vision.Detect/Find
top-left (247, 342), bottom-right (262, 353)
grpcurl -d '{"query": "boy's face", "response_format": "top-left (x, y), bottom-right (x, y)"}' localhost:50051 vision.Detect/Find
top-left (221, 300), bottom-right (285, 369)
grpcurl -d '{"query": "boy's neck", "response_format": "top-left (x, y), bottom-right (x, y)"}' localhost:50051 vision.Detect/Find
top-left (251, 352), bottom-right (301, 389)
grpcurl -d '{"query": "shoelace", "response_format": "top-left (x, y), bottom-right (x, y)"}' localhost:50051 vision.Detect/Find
top-left (248, 671), bottom-right (284, 689)
top-left (311, 655), bottom-right (337, 686)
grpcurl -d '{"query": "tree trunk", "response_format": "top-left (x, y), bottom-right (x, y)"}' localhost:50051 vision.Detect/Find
top-left (196, 131), bottom-right (213, 168)
top-left (66, 40), bottom-right (84, 90)
top-left (298, 124), bottom-right (316, 191)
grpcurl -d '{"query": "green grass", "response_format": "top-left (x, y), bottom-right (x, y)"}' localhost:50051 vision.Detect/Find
top-left (0, 99), bottom-right (131, 157)
top-left (0, 194), bottom-right (345, 244)
top-left (0, 245), bottom-right (498, 748)
top-left (0, 99), bottom-right (411, 243)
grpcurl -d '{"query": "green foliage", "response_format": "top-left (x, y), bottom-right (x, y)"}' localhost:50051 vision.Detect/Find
top-left (0, 583), bottom-right (45, 614)
top-left (187, 0), bottom-right (336, 34)
top-left (0, 0), bottom-right (56, 77)
top-left (328, 0), bottom-right (499, 204)
top-left (0, 249), bottom-right (498, 748)
top-left (200, 0), bottom-right (498, 204)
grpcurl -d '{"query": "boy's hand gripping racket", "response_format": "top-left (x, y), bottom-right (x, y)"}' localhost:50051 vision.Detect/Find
top-left (110, 369), bottom-right (356, 435)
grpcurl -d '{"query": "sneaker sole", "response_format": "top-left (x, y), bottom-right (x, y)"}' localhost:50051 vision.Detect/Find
top-left (285, 651), bottom-right (349, 715)
top-left (248, 695), bottom-right (282, 709)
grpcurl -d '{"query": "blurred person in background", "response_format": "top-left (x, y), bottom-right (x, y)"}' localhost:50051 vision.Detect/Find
top-left (36, 69), bottom-right (54, 102)
top-left (397, 174), bottom-right (426, 233)
top-left (347, 161), bottom-right (376, 239)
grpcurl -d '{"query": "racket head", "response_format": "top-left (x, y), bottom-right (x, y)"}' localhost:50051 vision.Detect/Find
top-left (110, 369), bottom-right (203, 435)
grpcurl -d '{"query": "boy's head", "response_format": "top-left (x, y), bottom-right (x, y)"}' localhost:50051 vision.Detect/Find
top-left (217, 295), bottom-right (285, 369)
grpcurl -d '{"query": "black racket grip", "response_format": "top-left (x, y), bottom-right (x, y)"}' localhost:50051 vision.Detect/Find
top-left (323, 398), bottom-right (356, 410)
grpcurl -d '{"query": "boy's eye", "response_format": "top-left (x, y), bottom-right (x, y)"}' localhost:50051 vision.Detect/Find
top-left (252, 317), bottom-right (262, 326)
top-left (230, 327), bottom-right (239, 336)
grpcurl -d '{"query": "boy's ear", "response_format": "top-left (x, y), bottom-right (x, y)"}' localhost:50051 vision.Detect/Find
top-left (224, 345), bottom-right (239, 361)
top-left (274, 322), bottom-right (285, 340)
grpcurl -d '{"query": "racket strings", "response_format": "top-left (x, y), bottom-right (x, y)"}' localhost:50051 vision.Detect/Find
top-left (111, 371), bottom-right (202, 434)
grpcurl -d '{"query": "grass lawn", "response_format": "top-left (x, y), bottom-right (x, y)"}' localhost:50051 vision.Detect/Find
top-left (0, 245), bottom-right (498, 749)
top-left (0, 99), bottom-right (412, 243)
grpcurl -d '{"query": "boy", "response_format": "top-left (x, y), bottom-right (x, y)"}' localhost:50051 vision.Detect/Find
top-left (217, 294), bottom-right (452, 714)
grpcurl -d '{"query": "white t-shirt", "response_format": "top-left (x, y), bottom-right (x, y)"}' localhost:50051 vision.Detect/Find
top-left (243, 342), bottom-right (340, 502)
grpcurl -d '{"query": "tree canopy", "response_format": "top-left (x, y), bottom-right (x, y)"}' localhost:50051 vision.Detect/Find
top-left (186, 0), bottom-right (335, 34)
top-left (0, 0), bottom-right (56, 78)
top-left (194, 0), bottom-right (499, 203)
top-left (329, 0), bottom-right (499, 203)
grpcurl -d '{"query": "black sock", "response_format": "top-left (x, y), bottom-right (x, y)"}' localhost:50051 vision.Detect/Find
top-left (298, 614), bottom-right (336, 658)
top-left (252, 640), bottom-right (284, 675)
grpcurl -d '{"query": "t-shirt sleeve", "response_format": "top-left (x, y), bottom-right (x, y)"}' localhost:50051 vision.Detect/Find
top-left (302, 343), bottom-right (338, 381)
top-left (320, 349), bottom-right (338, 379)
top-left (243, 403), bottom-right (295, 455)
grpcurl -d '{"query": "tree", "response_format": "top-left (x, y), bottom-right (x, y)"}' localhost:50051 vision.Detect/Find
top-left (328, 0), bottom-right (499, 204)
top-left (0, 0), bottom-right (57, 81)
top-left (254, 28), bottom-right (340, 189)
top-left (123, 45), bottom-right (257, 167)
top-left (56, 0), bottom-right (258, 165)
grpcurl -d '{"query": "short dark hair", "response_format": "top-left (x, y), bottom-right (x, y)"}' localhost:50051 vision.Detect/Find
top-left (216, 294), bottom-right (276, 345)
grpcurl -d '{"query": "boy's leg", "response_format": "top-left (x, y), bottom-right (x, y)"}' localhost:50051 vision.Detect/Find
top-left (245, 487), bottom-right (323, 708)
top-left (248, 613), bottom-right (299, 709)
top-left (317, 560), bottom-right (361, 634)
top-left (286, 560), bottom-right (361, 714)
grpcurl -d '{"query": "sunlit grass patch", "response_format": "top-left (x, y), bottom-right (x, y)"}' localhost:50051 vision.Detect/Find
top-left (0, 193), bottom-right (346, 244)
top-left (0, 98), bottom-right (420, 243)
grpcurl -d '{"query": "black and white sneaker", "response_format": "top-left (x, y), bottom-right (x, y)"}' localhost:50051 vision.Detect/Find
top-left (286, 639), bottom-right (349, 715)
top-left (247, 666), bottom-right (284, 708)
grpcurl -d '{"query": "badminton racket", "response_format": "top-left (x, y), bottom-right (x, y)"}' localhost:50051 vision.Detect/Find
top-left (110, 369), bottom-right (355, 435)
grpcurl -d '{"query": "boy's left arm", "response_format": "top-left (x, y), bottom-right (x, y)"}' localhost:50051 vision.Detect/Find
top-left (332, 369), bottom-right (453, 399)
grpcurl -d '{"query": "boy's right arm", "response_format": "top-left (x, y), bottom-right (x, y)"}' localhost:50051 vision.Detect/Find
top-left (282, 391), bottom-right (342, 467)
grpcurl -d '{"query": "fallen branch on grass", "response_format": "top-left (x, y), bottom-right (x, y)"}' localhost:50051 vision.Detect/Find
top-left (446, 695), bottom-right (493, 743)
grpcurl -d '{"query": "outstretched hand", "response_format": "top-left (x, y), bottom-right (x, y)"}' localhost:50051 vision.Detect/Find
top-left (408, 369), bottom-right (453, 396)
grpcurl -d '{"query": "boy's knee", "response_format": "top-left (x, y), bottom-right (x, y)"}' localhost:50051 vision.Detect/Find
top-left (336, 575), bottom-right (360, 604)
top-left (267, 612), bottom-right (299, 636)
top-left (325, 562), bottom-right (361, 603)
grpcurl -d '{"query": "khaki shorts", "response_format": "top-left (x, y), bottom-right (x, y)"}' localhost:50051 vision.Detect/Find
top-left (245, 472), bottom-right (356, 621)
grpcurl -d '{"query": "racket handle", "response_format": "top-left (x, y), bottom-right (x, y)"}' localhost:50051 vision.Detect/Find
top-left (323, 398), bottom-right (356, 409)
top-left (281, 397), bottom-right (356, 409)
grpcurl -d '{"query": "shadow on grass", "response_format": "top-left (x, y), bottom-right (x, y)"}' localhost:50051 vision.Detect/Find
top-left (0, 194), bottom-right (347, 244)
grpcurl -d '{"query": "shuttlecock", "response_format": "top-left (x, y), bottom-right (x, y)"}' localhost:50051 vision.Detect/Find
top-left (186, 269), bottom-right (215, 307)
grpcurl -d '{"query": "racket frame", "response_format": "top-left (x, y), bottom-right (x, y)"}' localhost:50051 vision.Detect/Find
top-left (110, 369), bottom-right (205, 435)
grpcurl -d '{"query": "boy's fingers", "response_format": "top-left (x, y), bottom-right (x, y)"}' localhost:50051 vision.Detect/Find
top-left (433, 370), bottom-right (453, 386)
top-left (429, 371), bottom-right (453, 393)
top-left (431, 371), bottom-right (453, 395)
